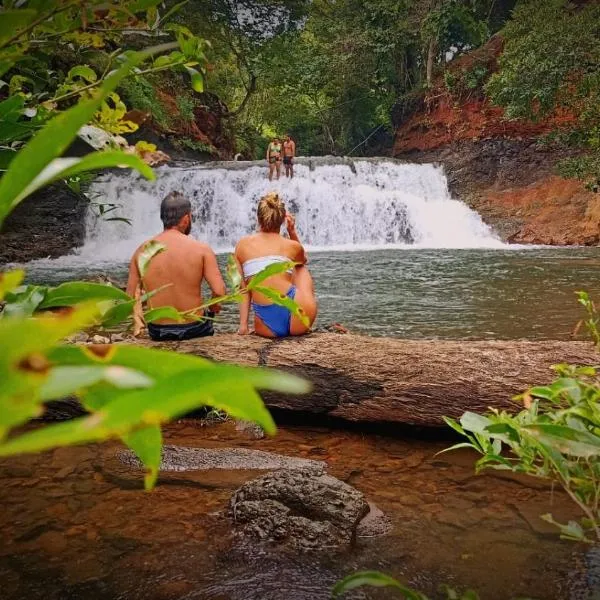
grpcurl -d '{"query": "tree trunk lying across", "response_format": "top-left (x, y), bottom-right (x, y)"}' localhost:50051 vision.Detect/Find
top-left (131, 333), bottom-right (598, 427)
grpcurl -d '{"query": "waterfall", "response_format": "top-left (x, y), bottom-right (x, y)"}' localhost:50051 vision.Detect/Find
top-left (80, 157), bottom-right (501, 259)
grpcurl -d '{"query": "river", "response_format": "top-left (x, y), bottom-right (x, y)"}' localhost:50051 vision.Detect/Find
top-left (3, 158), bottom-right (600, 599)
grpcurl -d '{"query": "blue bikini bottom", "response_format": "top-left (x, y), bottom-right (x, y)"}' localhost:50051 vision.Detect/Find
top-left (252, 286), bottom-right (296, 337)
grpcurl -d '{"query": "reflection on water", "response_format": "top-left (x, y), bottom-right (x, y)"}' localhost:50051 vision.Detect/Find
top-left (21, 246), bottom-right (600, 339)
top-left (0, 421), bottom-right (591, 599)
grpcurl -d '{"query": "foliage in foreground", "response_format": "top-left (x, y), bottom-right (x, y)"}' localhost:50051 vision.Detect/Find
top-left (332, 571), bottom-right (480, 600)
top-left (0, 4), bottom-right (309, 490)
top-left (443, 293), bottom-right (600, 543)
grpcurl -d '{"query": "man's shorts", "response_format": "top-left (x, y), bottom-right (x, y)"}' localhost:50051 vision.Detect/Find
top-left (283, 156), bottom-right (293, 165)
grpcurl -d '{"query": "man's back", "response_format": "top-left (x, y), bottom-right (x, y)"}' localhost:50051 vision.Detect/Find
top-left (128, 229), bottom-right (225, 324)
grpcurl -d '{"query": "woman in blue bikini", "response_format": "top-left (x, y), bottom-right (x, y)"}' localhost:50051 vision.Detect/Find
top-left (234, 192), bottom-right (318, 338)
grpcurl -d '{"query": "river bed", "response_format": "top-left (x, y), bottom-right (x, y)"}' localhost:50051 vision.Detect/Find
top-left (0, 420), bottom-right (592, 600)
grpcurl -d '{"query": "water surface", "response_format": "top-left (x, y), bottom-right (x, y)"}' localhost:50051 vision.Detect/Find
top-left (0, 421), bottom-right (590, 600)
top-left (23, 246), bottom-right (600, 340)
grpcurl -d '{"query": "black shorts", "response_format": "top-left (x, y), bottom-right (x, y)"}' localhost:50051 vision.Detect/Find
top-left (283, 156), bottom-right (293, 165)
top-left (148, 312), bottom-right (215, 341)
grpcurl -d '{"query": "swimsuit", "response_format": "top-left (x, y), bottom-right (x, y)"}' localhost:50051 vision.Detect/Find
top-left (268, 144), bottom-right (282, 164)
top-left (148, 311), bottom-right (215, 341)
top-left (242, 255), bottom-right (296, 337)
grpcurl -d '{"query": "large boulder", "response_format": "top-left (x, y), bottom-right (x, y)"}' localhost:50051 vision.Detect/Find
top-left (230, 469), bottom-right (370, 550)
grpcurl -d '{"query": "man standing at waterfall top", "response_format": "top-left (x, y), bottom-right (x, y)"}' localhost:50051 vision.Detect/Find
top-left (283, 134), bottom-right (296, 179)
top-left (126, 191), bottom-right (227, 341)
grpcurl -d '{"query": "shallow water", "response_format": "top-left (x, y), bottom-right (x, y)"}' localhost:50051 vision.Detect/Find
top-left (0, 421), bottom-right (592, 600)
top-left (22, 246), bottom-right (600, 339)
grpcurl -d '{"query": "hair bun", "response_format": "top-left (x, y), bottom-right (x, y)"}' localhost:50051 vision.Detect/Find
top-left (264, 192), bottom-right (281, 209)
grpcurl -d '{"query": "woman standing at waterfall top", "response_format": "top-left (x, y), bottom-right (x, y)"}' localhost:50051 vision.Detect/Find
top-left (235, 192), bottom-right (317, 337)
top-left (266, 137), bottom-right (282, 181)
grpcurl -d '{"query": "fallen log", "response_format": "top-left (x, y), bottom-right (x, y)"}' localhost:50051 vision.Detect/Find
top-left (133, 333), bottom-right (597, 427)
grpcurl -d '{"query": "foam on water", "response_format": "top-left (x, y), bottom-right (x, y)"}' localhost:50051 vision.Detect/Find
top-left (77, 157), bottom-right (502, 260)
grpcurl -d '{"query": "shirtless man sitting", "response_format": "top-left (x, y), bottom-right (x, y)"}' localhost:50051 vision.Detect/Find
top-left (126, 191), bottom-right (226, 341)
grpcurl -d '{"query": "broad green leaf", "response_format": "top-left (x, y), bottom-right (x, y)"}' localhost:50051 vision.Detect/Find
top-left (252, 285), bottom-right (310, 326)
top-left (529, 386), bottom-right (555, 401)
top-left (15, 153), bottom-right (154, 207)
top-left (2, 285), bottom-right (46, 318)
top-left (0, 42), bottom-right (176, 225)
top-left (525, 424), bottom-right (600, 458)
top-left (101, 300), bottom-right (135, 327)
top-left (332, 571), bottom-right (428, 599)
top-left (137, 240), bottom-right (166, 277)
top-left (0, 10), bottom-right (37, 47)
top-left (459, 412), bottom-right (492, 435)
top-left (226, 254), bottom-right (241, 289)
top-left (39, 281), bottom-right (130, 309)
top-left (485, 422), bottom-right (520, 443)
top-left (122, 425), bottom-right (162, 490)
top-left (0, 269), bottom-right (24, 300)
top-left (67, 65), bottom-right (97, 82)
top-left (0, 94), bottom-right (24, 121)
top-left (247, 261), bottom-right (297, 290)
top-left (0, 364), bottom-right (312, 455)
top-left (184, 65), bottom-right (204, 92)
top-left (442, 416), bottom-right (466, 436)
top-left (144, 306), bottom-right (185, 323)
top-left (0, 305), bottom-right (99, 436)
top-left (40, 365), bottom-right (153, 400)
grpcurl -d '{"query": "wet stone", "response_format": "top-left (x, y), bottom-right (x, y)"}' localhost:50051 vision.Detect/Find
top-left (118, 445), bottom-right (326, 474)
top-left (230, 469), bottom-right (370, 550)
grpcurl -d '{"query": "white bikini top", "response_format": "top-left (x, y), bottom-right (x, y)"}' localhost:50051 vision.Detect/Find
top-left (242, 255), bottom-right (293, 279)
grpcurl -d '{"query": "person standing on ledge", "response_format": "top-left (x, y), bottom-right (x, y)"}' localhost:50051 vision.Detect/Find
top-left (266, 137), bottom-right (282, 181)
top-left (126, 191), bottom-right (226, 341)
top-left (283, 134), bottom-right (296, 178)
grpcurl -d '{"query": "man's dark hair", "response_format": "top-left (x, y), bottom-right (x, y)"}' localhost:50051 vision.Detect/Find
top-left (160, 191), bottom-right (191, 229)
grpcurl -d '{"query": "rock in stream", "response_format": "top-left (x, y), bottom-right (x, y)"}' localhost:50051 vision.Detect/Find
top-left (230, 469), bottom-right (371, 550)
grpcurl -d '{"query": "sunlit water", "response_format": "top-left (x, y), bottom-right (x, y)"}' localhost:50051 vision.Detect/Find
top-left (0, 421), bottom-right (594, 600)
top-left (23, 246), bottom-right (600, 339)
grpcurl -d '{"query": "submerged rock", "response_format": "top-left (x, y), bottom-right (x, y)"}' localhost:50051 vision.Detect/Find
top-left (230, 469), bottom-right (370, 550)
top-left (118, 445), bottom-right (325, 474)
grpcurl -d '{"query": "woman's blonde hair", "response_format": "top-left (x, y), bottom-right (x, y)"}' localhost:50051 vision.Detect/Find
top-left (257, 192), bottom-right (286, 232)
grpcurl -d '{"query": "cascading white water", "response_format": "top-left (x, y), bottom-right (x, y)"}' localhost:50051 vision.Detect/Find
top-left (80, 157), bottom-right (501, 259)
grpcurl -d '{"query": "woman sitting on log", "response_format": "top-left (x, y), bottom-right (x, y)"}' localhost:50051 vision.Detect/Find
top-left (235, 192), bottom-right (318, 338)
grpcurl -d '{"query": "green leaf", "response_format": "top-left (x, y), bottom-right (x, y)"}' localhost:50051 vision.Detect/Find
top-left (137, 240), bottom-right (166, 277)
top-left (101, 300), bottom-right (135, 327)
top-left (226, 254), bottom-right (241, 289)
top-left (157, 0), bottom-right (190, 27)
top-left (524, 424), bottom-right (600, 458)
top-left (332, 571), bottom-right (428, 599)
top-left (122, 425), bottom-right (162, 490)
top-left (14, 153), bottom-right (154, 208)
top-left (0, 42), bottom-right (176, 225)
top-left (0, 269), bottom-right (24, 300)
top-left (2, 285), bottom-right (47, 318)
top-left (247, 261), bottom-right (297, 290)
top-left (184, 65), bottom-right (204, 92)
top-left (144, 306), bottom-right (184, 323)
top-left (0, 10), bottom-right (37, 47)
top-left (67, 65), bottom-right (97, 83)
top-left (40, 365), bottom-right (153, 401)
top-left (0, 363), bottom-right (312, 456)
top-left (459, 412), bottom-right (492, 435)
top-left (39, 281), bottom-right (130, 309)
top-left (252, 285), bottom-right (310, 327)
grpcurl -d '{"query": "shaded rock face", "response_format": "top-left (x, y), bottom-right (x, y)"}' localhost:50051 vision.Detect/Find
top-left (0, 183), bottom-right (87, 264)
top-left (230, 469), bottom-right (370, 551)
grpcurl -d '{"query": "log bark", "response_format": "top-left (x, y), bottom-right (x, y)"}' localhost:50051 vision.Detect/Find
top-left (132, 333), bottom-right (598, 427)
